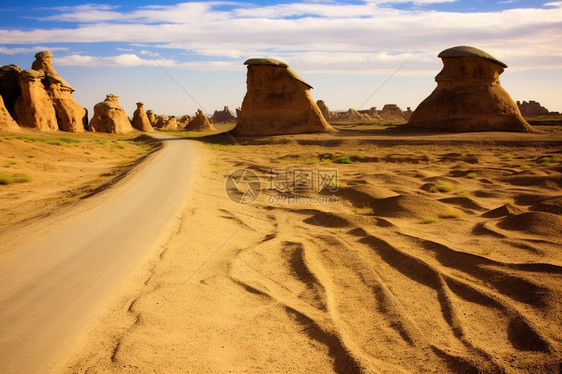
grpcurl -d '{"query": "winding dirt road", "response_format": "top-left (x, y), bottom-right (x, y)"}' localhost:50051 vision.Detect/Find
top-left (0, 135), bottom-right (194, 373)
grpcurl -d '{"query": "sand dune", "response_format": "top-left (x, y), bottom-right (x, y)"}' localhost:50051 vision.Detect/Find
top-left (63, 131), bottom-right (561, 373)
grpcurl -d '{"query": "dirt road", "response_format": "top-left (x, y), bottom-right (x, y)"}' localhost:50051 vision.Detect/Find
top-left (0, 135), bottom-right (194, 373)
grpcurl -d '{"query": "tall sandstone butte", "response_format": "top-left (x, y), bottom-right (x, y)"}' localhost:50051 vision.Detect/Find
top-left (132, 102), bottom-right (153, 132)
top-left (407, 46), bottom-right (534, 132)
top-left (89, 94), bottom-right (133, 134)
top-left (0, 94), bottom-right (18, 130)
top-left (232, 58), bottom-right (336, 136)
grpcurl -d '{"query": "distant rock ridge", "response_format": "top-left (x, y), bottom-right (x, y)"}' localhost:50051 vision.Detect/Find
top-left (517, 101), bottom-right (559, 116)
top-left (407, 46), bottom-right (534, 132)
top-left (232, 58), bottom-right (336, 136)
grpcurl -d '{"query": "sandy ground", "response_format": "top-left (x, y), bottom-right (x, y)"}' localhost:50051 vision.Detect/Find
top-left (60, 129), bottom-right (562, 373)
top-left (0, 134), bottom-right (195, 373)
top-left (0, 129), bottom-right (154, 234)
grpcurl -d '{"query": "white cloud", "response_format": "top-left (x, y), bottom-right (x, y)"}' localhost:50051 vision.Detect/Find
top-left (0, 46), bottom-right (69, 55)
top-left (0, 0), bottom-right (560, 75)
top-left (54, 53), bottom-right (176, 68)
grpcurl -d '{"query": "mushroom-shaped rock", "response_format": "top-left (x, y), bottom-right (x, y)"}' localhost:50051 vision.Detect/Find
top-left (407, 46), bottom-right (534, 132)
top-left (13, 69), bottom-right (58, 131)
top-left (0, 94), bottom-right (19, 130)
top-left (89, 94), bottom-right (133, 133)
top-left (185, 109), bottom-right (216, 131)
top-left (211, 106), bottom-right (236, 123)
top-left (132, 102), bottom-right (153, 132)
top-left (232, 58), bottom-right (336, 136)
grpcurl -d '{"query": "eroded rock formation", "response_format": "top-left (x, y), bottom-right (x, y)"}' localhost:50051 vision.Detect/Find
top-left (13, 69), bottom-right (58, 131)
top-left (211, 106), bottom-right (236, 123)
top-left (407, 46), bottom-right (534, 132)
top-left (0, 65), bottom-right (21, 116)
top-left (89, 94), bottom-right (133, 133)
top-left (316, 100), bottom-right (334, 121)
top-left (1, 51), bottom-right (87, 132)
top-left (146, 110), bottom-right (157, 126)
top-left (232, 58), bottom-right (335, 136)
top-left (132, 102), bottom-right (153, 132)
top-left (0, 94), bottom-right (18, 130)
top-left (185, 109), bottom-right (216, 131)
top-left (380, 104), bottom-right (406, 121)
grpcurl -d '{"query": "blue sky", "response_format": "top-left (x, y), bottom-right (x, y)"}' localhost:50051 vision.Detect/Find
top-left (1, 1), bottom-right (561, 117)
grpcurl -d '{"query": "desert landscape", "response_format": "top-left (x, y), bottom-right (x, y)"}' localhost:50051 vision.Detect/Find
top-left (1, 9), bottom-right (562, 373)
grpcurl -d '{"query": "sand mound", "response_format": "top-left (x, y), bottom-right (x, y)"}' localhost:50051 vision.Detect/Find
top-left (498, 212), bottom-right (562, 236)
top-left (373, 195), bottom-right (451, 219)
top-left (482, 204), bottom-right (526, 218)
top-left (531, 197), bottom-right (562, 214)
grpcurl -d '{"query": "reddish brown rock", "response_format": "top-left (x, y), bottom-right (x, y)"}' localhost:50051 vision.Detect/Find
top-left (162, 116), bottom-right (178, 131)
top-left (0, 94), bottom-right (18, 130)
top-left (185, 109), bottom-right (216, 131)
top-left (211, 106), bottom-right (236, 123)
top-left (89, 94), bottom-right (133, 133)
top-left (178, 115), bottom-right (191, 129)
top-left (13, 69), bottom-right (58, 131)
top-left (408, 46), bottom-right (534, 132)
top-left (132, 102), bottom-right (153, 132)
top-left (232, 58), bottom-right (336, 136)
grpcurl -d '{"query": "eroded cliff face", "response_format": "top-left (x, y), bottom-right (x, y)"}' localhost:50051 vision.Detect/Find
top-left (408, 46), bottom-right (534, 132)
top-left (232, 58), bottom-right (336, 136)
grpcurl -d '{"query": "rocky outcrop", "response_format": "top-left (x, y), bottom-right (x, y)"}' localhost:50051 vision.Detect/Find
top-left (0, 65), bottom-right (22, 116)
top-left (132, 102), bottom-right (153, 132)
top-left (211, 106), bottom-right (236, 123)
top-left (380, 104), bottom-right (406, 121)
top-left (162, 116), bottom-right (178, 130)
top-left (48, 81), bottom-right (87, 132)
top-left (13, 69), bottom-right (58, 131)
top-left (146, 110), bottom-right (157, 126)
top-left (185, 109), bottom-right (216, 131)
top-left (408, 46), bottom-right (534, 132)
top-left (0, 94), bottom-right (18, 130)
top-left (1, 51), bottom-right (87, 132)
top-left (178, 115), bottom-right (191, 129)
top-left (89, 94), bottom-right (133, 133)
top-left (232, 58), bottom-right (336, 136)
